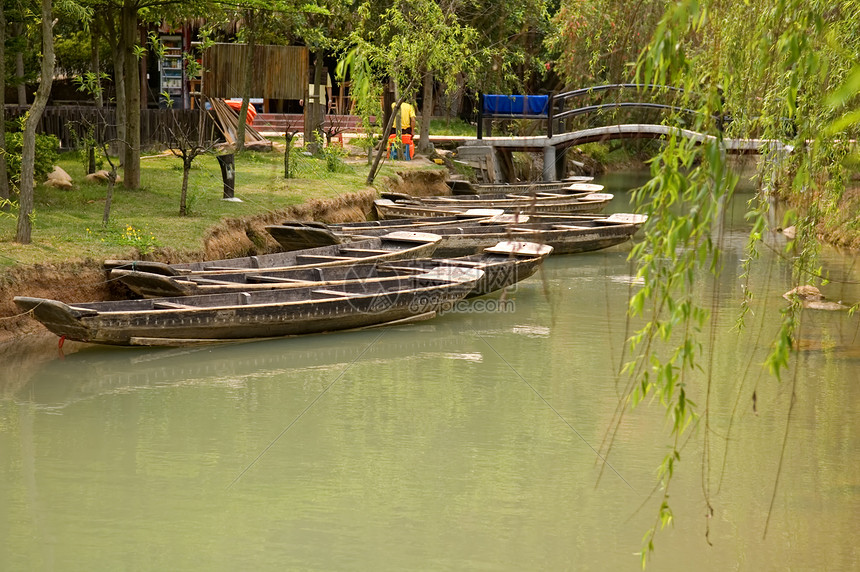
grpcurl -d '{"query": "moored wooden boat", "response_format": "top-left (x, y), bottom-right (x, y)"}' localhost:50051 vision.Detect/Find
top-left (265, 210), bottom-right (505, 251)
top-left (379, 241), bottom-right (553, 297)
top-left (268, 213), bottom-right (647, 257)
top-left (452, 177), bottom-right (595, 195)
top-left (14, 267), bottom-right (484, 346)
top-left (110, 241), bottom-right (553, 299)
top-left (373, 192), bottom-right (614, 219)
top-left (103, 231), bottom-right (441, 277)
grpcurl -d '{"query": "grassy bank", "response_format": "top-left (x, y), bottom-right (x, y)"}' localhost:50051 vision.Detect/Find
top-left (0, 143), bottom-right (445, 268)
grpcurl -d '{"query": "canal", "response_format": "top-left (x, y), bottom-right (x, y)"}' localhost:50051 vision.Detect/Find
top-left (1, 171), bottom-right (858, 570)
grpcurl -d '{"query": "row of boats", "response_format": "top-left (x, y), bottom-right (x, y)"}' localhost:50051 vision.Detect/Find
top-left (15, 179), bottom-right (647, 347)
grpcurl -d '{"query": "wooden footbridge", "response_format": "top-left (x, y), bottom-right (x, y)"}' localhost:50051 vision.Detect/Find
top-left (457, 84), bottom-right (792, 182)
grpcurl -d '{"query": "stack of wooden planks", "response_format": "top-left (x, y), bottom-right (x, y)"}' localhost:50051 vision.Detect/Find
top-left (208, 98), bottom-right (268, 146)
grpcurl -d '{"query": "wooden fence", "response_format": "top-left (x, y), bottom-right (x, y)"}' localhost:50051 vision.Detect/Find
top-left (203, 44), bottom-right (308, 100)
top-left (4, 106), bottom-right (218, 150)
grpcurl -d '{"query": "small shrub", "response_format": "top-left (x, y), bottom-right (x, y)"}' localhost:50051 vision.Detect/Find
top-left (4, 131), bottom-right (61, 188)
top-left (578, 142), bottom-right (610, 164)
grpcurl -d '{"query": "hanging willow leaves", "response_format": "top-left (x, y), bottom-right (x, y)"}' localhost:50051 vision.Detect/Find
top-left (597, 0), bottom-right (860, 565)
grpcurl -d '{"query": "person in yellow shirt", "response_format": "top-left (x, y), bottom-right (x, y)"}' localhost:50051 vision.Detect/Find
top-left (393, 101), bottom-right (416, 135)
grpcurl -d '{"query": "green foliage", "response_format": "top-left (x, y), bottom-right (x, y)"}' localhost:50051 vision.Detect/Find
top-left (3, 131), bottom-right (61, 190)
top-left (54, 31), bottom-right (91, 76)
top-left (547, 0), bottom-right (668, 85)
top-left (428, 118), bottom-right (475, 137)
top-left (348, 0), bottom-right (476, 102)
top-left (462, 0), bottom-right (553, 93)
top-left (578, 142), bottom-right (609, 164)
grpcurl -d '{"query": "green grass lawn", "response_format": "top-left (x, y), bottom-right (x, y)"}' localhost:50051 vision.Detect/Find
top-left (429, 118), bottom-right (476, 137)
top-left (0, 144), bottom-right (443, 268)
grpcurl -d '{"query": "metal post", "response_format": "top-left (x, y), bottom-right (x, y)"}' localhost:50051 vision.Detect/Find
top-left (477, 93), bottom-right (483, 140)
top-left (547, 91), bottom-right (554, 139)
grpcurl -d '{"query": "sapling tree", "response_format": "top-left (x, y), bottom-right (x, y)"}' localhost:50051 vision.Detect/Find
top-left (283, 120), bottom-right (300, 179)
top-left (163, 43), bottom-right (217, 216)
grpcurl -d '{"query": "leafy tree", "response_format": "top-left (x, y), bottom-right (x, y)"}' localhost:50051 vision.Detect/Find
top-left (546, 0), bottom-right (668, 85)
top-left (459, 0), bottom-right (553, 94)
top-left (87, 0), bottom-right (213, 190)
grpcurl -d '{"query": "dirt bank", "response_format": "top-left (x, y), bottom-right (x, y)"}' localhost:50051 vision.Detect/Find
top-left (0, 169), bottom-right (449, 346)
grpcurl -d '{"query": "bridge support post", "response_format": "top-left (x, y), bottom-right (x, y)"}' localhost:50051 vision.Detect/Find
top-left (542, 145), bottom-right (556, 182)
top-left (556, 146), bottom-right (567, 180)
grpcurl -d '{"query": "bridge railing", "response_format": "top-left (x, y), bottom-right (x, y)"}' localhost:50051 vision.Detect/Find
top-left (477, 84), bottom-right (696, 140)
top-left (476, 93), bottom-right (552, 139)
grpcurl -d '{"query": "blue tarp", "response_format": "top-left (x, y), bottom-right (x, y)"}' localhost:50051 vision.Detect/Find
top-left (483, 95), bottom-right (549, 116)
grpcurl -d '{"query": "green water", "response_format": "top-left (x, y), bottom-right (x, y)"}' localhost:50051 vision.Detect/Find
top-left (2, 172), bottom-right (859, 570)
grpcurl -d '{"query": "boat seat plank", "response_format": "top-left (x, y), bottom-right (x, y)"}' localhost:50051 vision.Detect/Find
top-left (551, 224), bottom-right (593, 230)
top-left (337, 248), bottom-right (390, 254)
top-left (153, 301), bottom-right (197, 310)
top-left (190, 278), bottom-right (240, 285)
top-left (295, 255), bottom-right (354, 262)
top-left (246, 275), bottom-right (313, 284)
top-left (375, 265), bottom-right (428, 273)
top-left (311, 289), bottom-right (361, 297)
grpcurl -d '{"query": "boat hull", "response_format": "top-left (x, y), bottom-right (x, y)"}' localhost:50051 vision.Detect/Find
top-left (15, 269), bottom-right (483, 346)
top-left (373, 193), bottom-right (613, 219)
top-left (317, 217), bottom-right (645, 257)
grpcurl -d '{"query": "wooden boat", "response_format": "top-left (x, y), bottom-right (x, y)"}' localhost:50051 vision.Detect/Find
top-left (268, 213), bottom-right (647, 257)
top-left (450, 177), bottom-right (595, 195)
top-left (373, 192), bottom-right (614, 219)
top-left (103, 231), bottom-right (441, 277)
top-left (378, 241), bottom-right (552, 297)
top-left (14, 267), bottom-right (485, 347)
top-left (420, 184), bottom-right (605, 205)
top-left (266, 210), bottom-right (505, 251)
top-left (110, 241), bottom-right (553, 299)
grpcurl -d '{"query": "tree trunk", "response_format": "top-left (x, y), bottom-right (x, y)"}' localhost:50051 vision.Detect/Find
top-left (236, 12), bottom-right (255, 152)
top-left (284, 132), bottom-right (295, 178)
top-left (448, 73), bottom-right (466, 123)
top-left (91, 23), bottom-right (103, 108)
top-left (16, 0), bottom-right (54, 244)
top-left (86, 27), bottom-right (101, 174)
top-left (179, 156), bottom-right (191, 216)
top-left (121, 0), bottom-right (140, 189)
top-left (102, 170), bottom-right (116, 225)
top-left (418, 70), bottom-right (433, 154)
top-left (104, 12), bottom-right (126, 162)
top-left (367, 96), bottom-right (405, 185)
top-left (15, 24), bottom-right (26, 105)
top-left (308, 48), bottom-right (325, 152)
top-left (0, 4), bottom-right (9, 204)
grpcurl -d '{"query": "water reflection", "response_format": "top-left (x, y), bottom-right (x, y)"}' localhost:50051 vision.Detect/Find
top-left (1, 170), bottom-right (859, 571)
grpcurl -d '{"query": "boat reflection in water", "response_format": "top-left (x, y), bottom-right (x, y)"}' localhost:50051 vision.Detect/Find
top-left (13, 298), bottom-right (553, 410)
